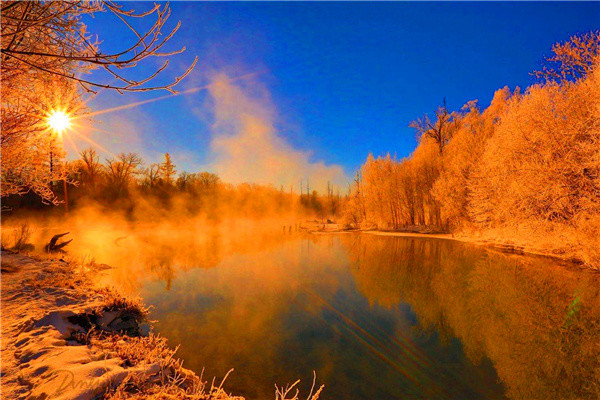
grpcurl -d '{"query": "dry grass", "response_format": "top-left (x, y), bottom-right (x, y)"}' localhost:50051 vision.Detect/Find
top-left (100, 334), bottom-right (243, 400)
top-left (100, 334), bottom-right (324, 400)
top-left (96, 287), bottom-right (150, 322)
top-left (1, 222), bottom-right (34, 252)
top-left (275, 372), bottom-right (324, 400)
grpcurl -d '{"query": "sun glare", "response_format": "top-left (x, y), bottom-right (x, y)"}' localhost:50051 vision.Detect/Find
top-left (47, 110), bottom-right (71, 134)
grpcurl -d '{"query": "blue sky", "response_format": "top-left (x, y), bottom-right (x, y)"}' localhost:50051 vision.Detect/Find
top-left (78, 1), bottom-right (599, 183)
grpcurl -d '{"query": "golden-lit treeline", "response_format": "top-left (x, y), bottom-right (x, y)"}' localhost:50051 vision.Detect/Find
top-left (345, 32), bottom-right (600, 267)
top-left (345, 234), bottom-right (600, 400)
top-left (344, 88), bottom-right (517, 230)
top-left (56, 149), bottom-right (341, 221)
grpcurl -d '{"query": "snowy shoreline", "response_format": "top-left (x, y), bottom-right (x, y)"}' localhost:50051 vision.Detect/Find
top-left (0, 251), bottom-right (243, 400)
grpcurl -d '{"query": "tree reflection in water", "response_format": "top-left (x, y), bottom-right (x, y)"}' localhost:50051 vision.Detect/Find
top-left (345, 234), bottom-right (600, 400)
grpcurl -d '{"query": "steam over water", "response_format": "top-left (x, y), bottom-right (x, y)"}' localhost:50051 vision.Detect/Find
top-left (97, 233), bottom-right (600, 400)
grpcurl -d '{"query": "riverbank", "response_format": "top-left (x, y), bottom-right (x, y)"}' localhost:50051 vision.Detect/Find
top-left (298, 223), bottom-right (595, 269)
top-left (363, 230), bottom-right (595, 269)
top-left (0, 251), bottom-right (244, 400)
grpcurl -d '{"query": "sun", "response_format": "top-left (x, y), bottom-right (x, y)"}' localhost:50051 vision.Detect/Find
top-left (46, 110), bottom-right (71, 134)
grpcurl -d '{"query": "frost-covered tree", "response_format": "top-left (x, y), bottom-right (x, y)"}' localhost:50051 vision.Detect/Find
top-left (159, 153), bottom-right (177, 187)
top-left (78, 148), bottom-right (104, 189)
top-left (105, 153), bottom-right (143, 198)
top-left (534, 30), bottom-right (600, 83)
top-left (143, 164), bottom-right (162, 189)
top-left (1, 1), bottom-right (195, 204)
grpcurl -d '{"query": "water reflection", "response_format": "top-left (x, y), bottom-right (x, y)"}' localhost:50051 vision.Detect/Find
top-left (100, 232), bottom-right (599, 400)
top-left (345, 234), bottom-right (600, 400)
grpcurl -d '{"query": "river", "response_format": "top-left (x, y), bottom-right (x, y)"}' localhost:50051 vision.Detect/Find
top-left (100, 231), bottom-right (600, 400)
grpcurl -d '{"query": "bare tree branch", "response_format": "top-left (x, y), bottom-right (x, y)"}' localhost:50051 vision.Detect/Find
top-left (1, 0), bottom-right (197, 204)
top-left (1, 1), bottom-right (197, 94)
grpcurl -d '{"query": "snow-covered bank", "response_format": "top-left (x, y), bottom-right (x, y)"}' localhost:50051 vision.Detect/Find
top-left (0, 251), bottom-right (242, 400)
top-left (363, 230), bottom-right (594, 269)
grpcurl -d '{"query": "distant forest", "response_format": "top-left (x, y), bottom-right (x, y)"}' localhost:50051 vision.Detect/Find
top-left (3, 149), bottom-right (343, 221)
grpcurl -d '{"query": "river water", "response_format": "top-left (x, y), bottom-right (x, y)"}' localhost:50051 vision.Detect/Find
top-left (101, 232), bottom-right (600, 400)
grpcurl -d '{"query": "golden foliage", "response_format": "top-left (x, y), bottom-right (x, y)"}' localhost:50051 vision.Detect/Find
top-left (534, 30), bottom-right (600, 82)
top-left (347, 32), bottom-right (600, 267)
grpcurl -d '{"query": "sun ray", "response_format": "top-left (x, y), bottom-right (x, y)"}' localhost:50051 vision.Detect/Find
top-left (63, 130), bottom-right (80, 155)
top-left (74, 71), bottom-right (263, 120)
top-left (68, 125), bottom-right (115, 157)
top-left (300, 286), bottom-right (433, 391)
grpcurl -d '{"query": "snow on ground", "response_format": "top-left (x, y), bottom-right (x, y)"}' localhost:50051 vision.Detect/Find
top-left (1, 252), bottom-right (161, 399)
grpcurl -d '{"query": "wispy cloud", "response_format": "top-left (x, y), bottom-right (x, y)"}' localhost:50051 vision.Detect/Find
top-left (206, 73), bottom-right (347, 192)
